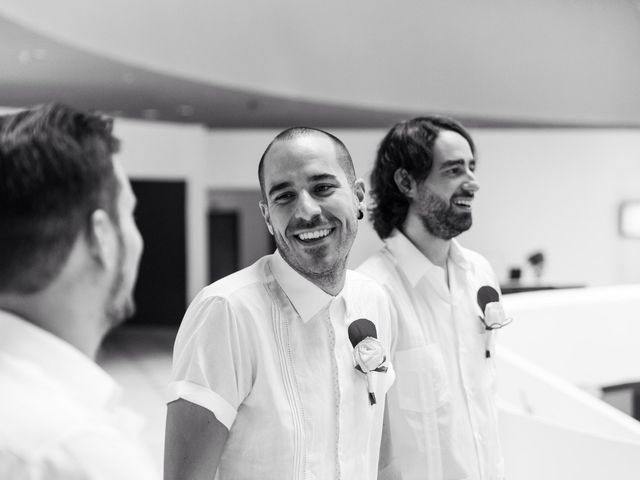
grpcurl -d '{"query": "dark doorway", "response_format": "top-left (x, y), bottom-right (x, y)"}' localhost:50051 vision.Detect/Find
top-left (128, 179), bottom-right (187, 327)
top-left (208, 211), bottom-right (239, 283)
top-left (208, 190), bottom-right (274, 274)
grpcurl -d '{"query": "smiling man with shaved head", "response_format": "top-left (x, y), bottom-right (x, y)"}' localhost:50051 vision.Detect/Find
top-left (165, 127), bottom-right (396, 480)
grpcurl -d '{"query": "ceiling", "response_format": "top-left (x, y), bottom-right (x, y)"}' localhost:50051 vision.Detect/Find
top-left (1, 3), bottom-right (639, 130)
top-left (0, 15), bottom-right (554, 129)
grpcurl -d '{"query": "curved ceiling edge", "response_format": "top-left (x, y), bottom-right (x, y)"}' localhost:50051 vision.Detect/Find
top-left (1, 4), bottom-right (640, 128)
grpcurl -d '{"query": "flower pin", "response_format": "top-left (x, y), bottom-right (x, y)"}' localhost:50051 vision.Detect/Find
top-left (348, 319), bottom-right (389, 405)
top-left (477, 285), bottom-right (512, 331)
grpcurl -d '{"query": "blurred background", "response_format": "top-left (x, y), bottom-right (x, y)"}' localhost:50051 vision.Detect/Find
top-left (2, 1), bottom-right (640, 477)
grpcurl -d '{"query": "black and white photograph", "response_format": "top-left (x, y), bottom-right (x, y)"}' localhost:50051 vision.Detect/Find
top-left (1, 1), bottom-right (640, 479)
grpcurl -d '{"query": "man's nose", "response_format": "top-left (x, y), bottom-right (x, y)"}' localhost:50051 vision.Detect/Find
top-left (462, 172), bottom-right (480, 194)
top-left (295, 190), bottom-right (322, 219)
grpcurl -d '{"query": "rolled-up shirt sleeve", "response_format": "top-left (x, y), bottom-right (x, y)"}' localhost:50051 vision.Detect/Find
top-left (167, 293), bottom-right (253, 430)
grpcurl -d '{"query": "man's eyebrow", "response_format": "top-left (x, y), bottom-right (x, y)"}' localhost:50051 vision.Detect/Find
top-left (267, 181), bottom-right (292, 197)
top-left (439, 159), bottom-right (467, 169)
top-left (309, 173), bottom-right (339, 182)
top-left (267, 173), bottom-right (341, 197)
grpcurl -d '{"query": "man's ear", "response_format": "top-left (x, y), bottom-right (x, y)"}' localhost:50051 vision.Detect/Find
top-left (393, 168), bottom-right (416, 199)
top-left (88, 209), bottom-right (117, 269)
top-left (259, 200), bottom-right (274, 235)
top-left (354, 178), bottom-right (366, 203)
top-left (354, 178), bottom-right (366, 210)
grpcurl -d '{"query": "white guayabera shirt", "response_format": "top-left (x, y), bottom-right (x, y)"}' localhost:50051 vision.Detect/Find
top-left (0, 311), bottom-right (158, 480)
top-left (168, 251), bottom-right (396, 480)
top-left (358, 230), bottom-right (505, 480)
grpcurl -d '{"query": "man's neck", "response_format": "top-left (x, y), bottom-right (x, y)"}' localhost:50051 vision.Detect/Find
top-left (0, 286), bottom-right (107, 360)
top-left (401, 214), bottom-right (452, 268)
top-left (303, 269), bottom-right (345, 296)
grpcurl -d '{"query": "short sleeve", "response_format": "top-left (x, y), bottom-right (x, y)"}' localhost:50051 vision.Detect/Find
top-left (167, 294), bottom-right (254, 429)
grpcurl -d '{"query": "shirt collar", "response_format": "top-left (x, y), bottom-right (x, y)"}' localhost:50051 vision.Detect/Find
top-left (0, 309), bottom-right (119, 407)
top-left (385, 229), bottom-right (471, 286)
top-left (448, 237), bottom-right (472, 270)
top-left (270, 250), bottom-right (346, 322)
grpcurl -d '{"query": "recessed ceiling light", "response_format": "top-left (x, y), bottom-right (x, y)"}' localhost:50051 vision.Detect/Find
top-left (18, 50), bottom-right (31, 64)
top-left (142, 108), bottom-right (159, 120)
top-left (177, 104), bottom-right (195, 117)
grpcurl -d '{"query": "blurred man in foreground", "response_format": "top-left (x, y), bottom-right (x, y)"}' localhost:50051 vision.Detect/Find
top-left (0, 103), bottom-right (157, 479)
top-left (165, 127), bottom-right (395, 480)
top-left (359, 116), bottom-right (506, 480)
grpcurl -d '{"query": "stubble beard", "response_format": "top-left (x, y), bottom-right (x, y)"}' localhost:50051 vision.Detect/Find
top-left (274, 215), bottom-right (355, 292)
top-left (104, 233), bottom-right (136, 331)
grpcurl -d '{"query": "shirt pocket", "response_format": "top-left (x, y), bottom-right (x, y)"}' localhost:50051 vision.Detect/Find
top-left (394, 344), bottom-right (451, 413)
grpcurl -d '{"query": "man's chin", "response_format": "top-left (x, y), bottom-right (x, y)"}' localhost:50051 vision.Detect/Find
top-left (423, 216), bottom-right (472, 240)
top-left (289, 253), bottom-right (345, 277)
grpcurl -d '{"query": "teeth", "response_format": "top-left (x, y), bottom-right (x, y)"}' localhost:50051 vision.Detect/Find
top-left (454, 199), bottom-right (472, 207)
top-left (297, 228), bottom-right (331, 241)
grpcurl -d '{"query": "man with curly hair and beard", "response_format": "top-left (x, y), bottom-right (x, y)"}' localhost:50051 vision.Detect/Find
top-left (359, 116), bottom-right (505, 480)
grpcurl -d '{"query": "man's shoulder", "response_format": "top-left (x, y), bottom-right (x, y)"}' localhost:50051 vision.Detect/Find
top-left (0, 394), bottom-right (156, 480)
top-left (0, 367), bottom-right (96, 461)
top-left (345, 269), bottom-right (395, 316)
top-left (345, 270), bottom-right (395, 341)
top-left (179, 256), bottom-right (273, 336)
top-left (456, 244), bottom-right (494, 272)
top-left (197, 256), bottom-right (270, 306)
top-left (346, 268), bottom-right (388, 294)
top-left (356, 248), bottom-right (395, 279)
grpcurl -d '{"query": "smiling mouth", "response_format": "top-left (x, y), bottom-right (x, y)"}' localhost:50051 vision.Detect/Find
top-left (295, 228), bottom-right (333, 242)
top-left (452, 197), bottom-right (473, 209)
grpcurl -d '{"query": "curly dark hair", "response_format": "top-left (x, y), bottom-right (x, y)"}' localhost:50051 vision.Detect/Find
top-left (369, 116), bottom-right (475, 239)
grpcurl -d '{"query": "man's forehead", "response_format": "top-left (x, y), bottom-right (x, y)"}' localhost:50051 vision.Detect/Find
top-left (433, 130), bottom-right (474, 163)
top-left (263, 134), bottom-right (343, 181)
top-left (267, 133), bottom-right (336, 160)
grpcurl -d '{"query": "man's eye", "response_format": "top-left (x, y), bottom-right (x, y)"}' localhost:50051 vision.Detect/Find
top-left (315, 184), bottom-right (335, 195)
top-left (447, 168), bottom-right (462, 176)
top-left (274, 192), bottom-right (295, 203)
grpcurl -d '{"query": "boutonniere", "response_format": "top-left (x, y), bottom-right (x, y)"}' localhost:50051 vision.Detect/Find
top-left (477, 285), bottom-right (513, 331)
top-left (348, 319), bottom-right (389, 405)
top-left (479, 301), bottom-right (512, 331)
top-left (477, 285), bottom-right (513, 358)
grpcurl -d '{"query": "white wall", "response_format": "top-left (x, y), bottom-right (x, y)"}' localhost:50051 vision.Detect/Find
top-left (463, 129), bottom-right (640, 286)
top-left (7, 110), bottom-right (640, 290)
top-left (203, 127), bottom-right (640, 287)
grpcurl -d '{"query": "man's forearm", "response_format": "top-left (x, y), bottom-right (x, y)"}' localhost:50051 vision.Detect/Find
top-left (164, 399), bottom-right (229, 480)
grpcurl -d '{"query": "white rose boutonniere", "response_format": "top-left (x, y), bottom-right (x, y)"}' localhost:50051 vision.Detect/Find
top-left (480, 302), bottom-right (512, 331)
top-left (353, 336), bottom-right (388, 405)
